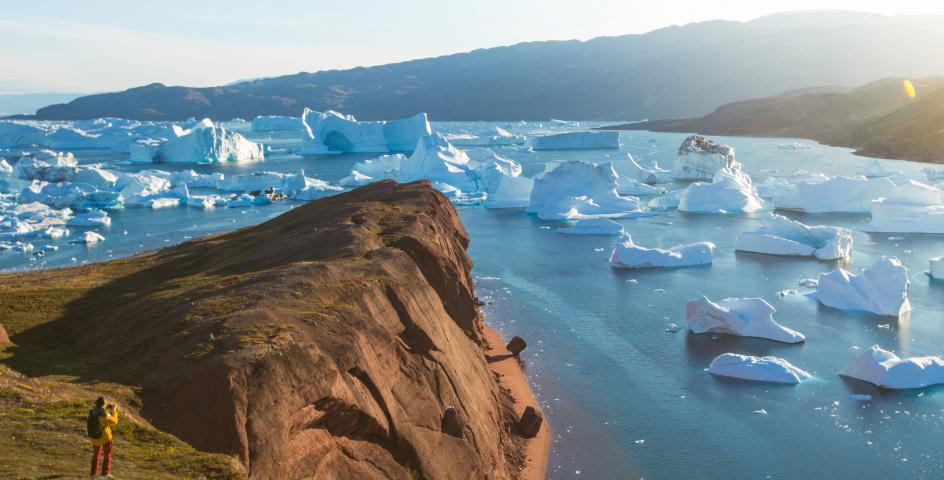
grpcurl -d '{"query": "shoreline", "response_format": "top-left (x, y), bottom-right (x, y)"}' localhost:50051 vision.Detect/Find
top-left (483, 325), bottom-right (550, 480)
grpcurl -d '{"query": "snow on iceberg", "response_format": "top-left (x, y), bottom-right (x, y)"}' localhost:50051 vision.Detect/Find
top-left (735, 213), bottom-right (852, 260)
top-left (609, 234), bottom-right (715, 269)
top-left (526, 161), bottom-right (643, 220)
top-left (300, 109), bottom-right (431, 154)
top-left (678, 168), bottom-right (763, 213)
top-left (155, 119), bottom-right (263, 164)
top-left (557, 218), bottom-right (624, 236)
top-left (672, 135), bottom-right (739, 180)
top-left (811, 256), bottom-right (911, 316)
top-left (841, 345), bottom-right (944, 389)
top-left (864, 180), bottom-right (944, 233)
top-left (708, 353), bottom-right (812, 384)
top-left (775, 176), bottom-right (895, 213)
top-left (251, 115), bottom-right (302, 131)
top-left (686, 296), bottom-right (805, 343)
top-left (527, 131), bottom-right (619, 151)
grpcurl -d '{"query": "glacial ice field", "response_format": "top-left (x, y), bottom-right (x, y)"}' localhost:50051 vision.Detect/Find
top-left (3, 118), bottom-right (944, 479)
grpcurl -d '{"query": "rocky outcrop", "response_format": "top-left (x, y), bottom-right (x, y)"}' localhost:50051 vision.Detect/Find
top-left (3, 180), bottom-right (539, 479)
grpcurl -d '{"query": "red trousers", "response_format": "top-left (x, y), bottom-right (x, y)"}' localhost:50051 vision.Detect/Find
top-left (90, 441), bottom-right (112, 476)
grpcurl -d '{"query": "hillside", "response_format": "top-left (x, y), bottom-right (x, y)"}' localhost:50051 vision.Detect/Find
top-left (0, 180), bottom-right (545, 479)
top-left (23, 11), bottom-right (944, 121)
top-left (605, 77), bottom-right (944, 164)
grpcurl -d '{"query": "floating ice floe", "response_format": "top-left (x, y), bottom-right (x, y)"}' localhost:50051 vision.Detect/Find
top-left (811, 256), bottom-right (910, 316)
top-left (527, 131), bottom-right (619, 151)
top-left (929, 257), bottom-right (942, 280)
top-left (20, 182), bottom-right (123, 210)
top-left (155, 119), bottom-right (264, 164)
top-left (686, 296), bottom-right (805, 343)
top-left (778, 142), bottom-right (812, 150)
top-left (841, 345), bottom-right (944, 389)
top-left (527, 161), bottom-right (643, 220)
top-left (609, 234), bottom-right (715, 269)
top-left (708, 353), bottom-right (812, 384)
top-left (864, 180), bottom-right (944, 233)
top-left (735, 213), bottom-right (852, 260)
top-left (774, 176), bottom-right (895, 213)
top-left (74, 231), bottom-right (105, 244)
top-left (673, 135), bottom-right (739, 181)
top-left (67, 210), bottom-right (111, 227)
top-left (251, 115), bottom-right (302, 131)
top-left (557, 218), bottom-right (624, 236)
top-left (300, 108), bottom-right (431, 154)
top-left (445, 127), bottom-right (525, 146)
top-left (678, 168), bottom-right (763, 213)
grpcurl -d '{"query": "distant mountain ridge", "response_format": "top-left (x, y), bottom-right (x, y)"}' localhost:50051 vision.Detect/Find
top-left (604, 77), bottom-right (944, 164)
top-left (21, 11), bottom-right (944, 122)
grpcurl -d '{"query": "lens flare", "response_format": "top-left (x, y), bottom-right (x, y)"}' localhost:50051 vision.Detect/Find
top-left (903, 79), bottom-right (916, 99)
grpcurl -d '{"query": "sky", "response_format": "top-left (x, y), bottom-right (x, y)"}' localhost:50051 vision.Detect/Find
top-left (2, 0), bottom-right (944, 95)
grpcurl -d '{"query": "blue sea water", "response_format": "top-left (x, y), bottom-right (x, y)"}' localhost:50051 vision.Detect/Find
top-left (3, 121), bottom-right (944, 479)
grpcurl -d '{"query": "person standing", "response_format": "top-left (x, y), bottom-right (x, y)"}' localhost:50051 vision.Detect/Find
top-left (87, 397), bottom-right (119, 478)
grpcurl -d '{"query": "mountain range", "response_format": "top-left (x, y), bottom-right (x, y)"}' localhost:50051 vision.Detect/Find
top-left (22, 11), bottom-right (944, 122)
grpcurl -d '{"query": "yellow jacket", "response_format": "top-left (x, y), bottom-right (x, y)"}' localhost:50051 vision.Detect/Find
top-left (91, 408), bottom-right (119, 446)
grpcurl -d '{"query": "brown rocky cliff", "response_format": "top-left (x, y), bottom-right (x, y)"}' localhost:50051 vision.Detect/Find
top-left (3, 180), bottom-right (535, 479)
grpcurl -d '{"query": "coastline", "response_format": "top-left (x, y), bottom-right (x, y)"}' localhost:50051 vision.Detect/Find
top-left (483, 326), bottom-right (550, 480)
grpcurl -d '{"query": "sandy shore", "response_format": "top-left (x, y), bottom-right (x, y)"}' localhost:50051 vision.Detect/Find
top-left (483, 326), bottom-right (550, 480)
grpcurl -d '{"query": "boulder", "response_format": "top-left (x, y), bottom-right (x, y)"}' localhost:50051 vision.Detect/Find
top-left (506, 336), bottom-right (527, 357)
top-left (517, 406), bottom-right (543, 438)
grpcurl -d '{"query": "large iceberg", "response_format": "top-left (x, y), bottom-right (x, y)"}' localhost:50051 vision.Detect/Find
top-left (300, 108), bottom-right (431, 154)
top-left (678, 168), bottom-right (763, 213)
top-left (481, 174), bottom-right (533, 209)
top-left (251, 115), bottom-right (302, 131)
top-left (672, 135), bottom-right (739, 180)
top-left (708, 353), bottom-right (812, 384)
top-left (609, 235), bottom-right (715, 269)
top-left (865, 180), bottom-right (944, 233)
top-left (841, 345), bottom-right (944, 389)
top-left (557, 218), bottom-right (624, 236)
top-left (811, 256), bottom-right (911, 316)
top-left (526, 161), bottom-right (642, 220)
top-left (686, 296), bottom-right (805, 343)
top-left (155, 119), bottom-right (263, 164)
top-left (735, 214), bottom-right (852, 260)
top-left (527, 131), bottom-right (619, 151)
top-left (398, 133), bottom-right (478, 191)
top-left (775, 176), bottom-right (895, 213)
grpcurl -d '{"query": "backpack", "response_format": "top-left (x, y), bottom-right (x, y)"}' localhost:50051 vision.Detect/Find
top-left (87, 408), bottom-right (104, 439)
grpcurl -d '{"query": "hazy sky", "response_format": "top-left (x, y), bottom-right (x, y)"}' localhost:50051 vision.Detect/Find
top-left (3, 0), bottom-right (944, 94)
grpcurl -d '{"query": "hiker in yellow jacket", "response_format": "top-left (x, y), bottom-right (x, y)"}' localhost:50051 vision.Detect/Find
top-left (87, 396), bottom-right (119, 478)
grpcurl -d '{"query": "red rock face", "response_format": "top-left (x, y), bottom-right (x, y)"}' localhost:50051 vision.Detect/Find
top-left (12, 180), bottom-right (524, 479)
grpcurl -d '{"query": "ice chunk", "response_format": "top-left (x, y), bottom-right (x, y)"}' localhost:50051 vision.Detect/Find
top-left (67, 210), bottom-right (111, 227)
top-left (283, 169), bottom-right (342, 200)
top-left (300, 109), bottom-right (431, 154)
top-left (43, 226), bottom-right (70, 239)
top-left (811, 257), bottom-right (911, 316)
top-left (527, 161), bottom-right (642, 220)
top-left (399, 133), bottom-right (477, 191)
top-left (0, 217), bottom-right (35, 238)
top-left (557, 218), bottom-right (624, 236)
top-left (170, 169), bottom-right (224, 188)
top-left (708, 353), bottom-right (812, 384)
top-left (20, 182), bottom-right (123, 209)
top-left (863, 159), bottom-right (894, 178)
top-left (609, 234), bottom-right (715, 269)
top-left (446, 127), bottom-right (525, 146)
top-left (923, 166), bottom-right (944, 183)
top-left (482, 174), bottom-right (534, 209)
top-left (841, 345), bottom-right (944, 389)
top-left (735, 214), bottom-right (852, 260)
top-left (929, 257), bottom-right (942, 280)
top-left (528, 131), bottom-right (619, 151)
top-left (75, 166), bottom-right (119, 189)
top-left (75, 231), bottom-right (105, 244)
top-left (156, 119), bottom-right (263, 164)
top-left (11, 150), bottom-right (78, 182)
top-left (673, 135), bottom-right (740, 180)
top-left (685, 296), bottom-right (805, 343)
top-left (864, 181), bottom-right (944, 233)
top-left (217, 171), bottom-right (290, 192)
top-left (251, 115), bottom-right (302, 131)
top-left (777, 176), bottom-right (895, 213)
top-left (678, 168), bottom-right (763, 213)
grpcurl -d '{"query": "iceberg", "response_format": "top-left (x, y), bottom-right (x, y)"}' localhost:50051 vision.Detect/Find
top-left (446, 127), bottom-right (525, 146)
top-left (0, 122), bottom-right (47, 147)
top-left (66, 210), bottom-right (111, 227)
top-left (609, 235), bottom-right (715, 269)
top-left (282, 169), bottom-right (342, 200)
top-left (863, 159), bottom-right (894, 178)
top-left (708, 353), bottom-right (812, 384)
top-left (11, 150), bottom-right (78, 182)
top-left (685, 296), bottom-right (805, 343)
top-left (218, 171), bottom-right (292, 192)
top-left (527, 131), bottom-right (619, 151)
top-left (612, 154), bottom-right (657, 184)
top-left (155, 119), bottom-right (263, 164)
top-left (841, 345), bottom-right (944, 389)
top-left (923, 167), bottom-right (944, 183)
top-left (776, 176), bottom-right (895, 213)
top-left (735, 214), bottom-right (853, 260)
top-left (864, 180), bottom-right (944, 233)
top-left (678, 168), bottom-right (763, 213)
top-left (20, 182), bottom-right (122, 210)
top-left (557, 218), bottom-right (624, 236)
top-left (672, 135), bottom-right (739, 180)
top-left (300, 108), bottom-right (431, 154)
top-left (251, 115), bottom-right (302, 132)
top-left (527, 161), bottom-right (643, 220)
top-left (398, 133), bottom-right (477, 191)
top-left (811, 256), bottom-right (910, 316)
top-left (130, 139), bottom-right (162, 163)
top-left (75, 231), bottom-right (105, 244)
top-left (482, 174), bottom-right (534, 209)
top-left (929, 257), bottom-right (942, 280)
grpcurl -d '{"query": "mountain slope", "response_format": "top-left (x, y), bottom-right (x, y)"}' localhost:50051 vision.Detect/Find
top-left (25, 11), bottom-right (944, 121)
top-left (0, 180), bottom-right (543, 479)
top-left (605, 77), bottom-right (944, 164)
